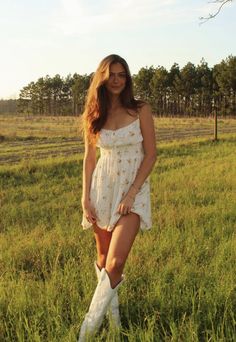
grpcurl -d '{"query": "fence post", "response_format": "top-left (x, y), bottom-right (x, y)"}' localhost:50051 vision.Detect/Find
top-left (213, 109), bottom-right (218, 141)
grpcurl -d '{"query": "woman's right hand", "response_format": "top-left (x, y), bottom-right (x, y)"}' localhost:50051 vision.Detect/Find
top-left (81, 198), bottom-right (97, 224)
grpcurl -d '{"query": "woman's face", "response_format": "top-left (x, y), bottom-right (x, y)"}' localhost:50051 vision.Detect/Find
top-left (105, 62), bottom-right (127, 96)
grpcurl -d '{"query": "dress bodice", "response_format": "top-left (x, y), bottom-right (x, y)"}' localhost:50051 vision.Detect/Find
top-left (96, 118), bottom-right (143, 149)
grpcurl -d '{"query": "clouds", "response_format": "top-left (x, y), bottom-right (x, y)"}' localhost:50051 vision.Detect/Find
top-left (50, 0), bottom-right (227, 37)
top-left (51, 0), bottom-right (111, 35)
top-left (50, 0), bottom-right (188, 36)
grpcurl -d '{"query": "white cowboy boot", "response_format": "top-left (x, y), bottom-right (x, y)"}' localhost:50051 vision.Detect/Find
top-left (78, 268), bottom-right (124, 342)
top-left (94, 262), bottom-right (121, 327)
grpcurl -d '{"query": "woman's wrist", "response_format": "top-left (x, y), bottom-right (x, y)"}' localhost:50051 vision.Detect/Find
top-left (129, 183), bottom-right (139, 195)
top-left (131, 183), bottom-right (139, 193)
top-left (126, 183), bottom-right (139, 199)
top-left (126, 193), bottom-right (135, 200)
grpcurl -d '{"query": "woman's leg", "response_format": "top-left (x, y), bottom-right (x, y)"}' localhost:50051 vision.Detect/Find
top-left (79, 224), bottom-right (124, 340)
top-left (93, 224), bottom-right (112, 269)
top-left (78, 215), bottom-right (139, 339)
top-left (105, 213), bottom-right (140, 288)
top-left (93, 223), bottom-right (121, 327)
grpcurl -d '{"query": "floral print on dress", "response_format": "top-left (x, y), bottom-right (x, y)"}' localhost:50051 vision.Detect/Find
top-left (81, 118), bottom-right (152, 232)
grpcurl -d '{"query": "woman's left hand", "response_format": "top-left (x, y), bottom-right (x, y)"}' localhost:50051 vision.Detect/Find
top-left (117, 194), bottom-right (135, 216)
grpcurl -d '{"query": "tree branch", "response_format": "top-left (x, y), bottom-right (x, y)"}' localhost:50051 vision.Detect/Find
top-left (199, 0), bottom-right (232, 24)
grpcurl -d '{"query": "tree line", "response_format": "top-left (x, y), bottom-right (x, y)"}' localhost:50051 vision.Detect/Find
top-left (18, 73), bottom-right (91, 116)
top-left (134, 55), bottom-right (236, 117)
top-left (1, 55), bottom-right (235, 117)
top-left (0, 99), bottom-right (17, 114)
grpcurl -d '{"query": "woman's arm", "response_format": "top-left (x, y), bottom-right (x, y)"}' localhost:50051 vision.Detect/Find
top-left (81, 134), bottom-right (97, 215)
top-left (81, 134), bottom-right (97, 224)
top-left (126, 103), bottom-right (157, 198)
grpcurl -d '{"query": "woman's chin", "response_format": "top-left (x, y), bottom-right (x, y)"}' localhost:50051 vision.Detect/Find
top-left (109, 88), bottom-right (124, 96)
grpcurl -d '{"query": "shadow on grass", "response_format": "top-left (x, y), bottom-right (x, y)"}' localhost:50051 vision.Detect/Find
top-left (158, 135), bottom-right (236, 159)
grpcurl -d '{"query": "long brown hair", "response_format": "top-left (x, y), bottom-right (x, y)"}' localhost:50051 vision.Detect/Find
top-left (82, 54), bottom-right (144, 143)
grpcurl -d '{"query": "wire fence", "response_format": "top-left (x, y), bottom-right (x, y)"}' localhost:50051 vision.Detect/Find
top-left (0, 116), bottom-right (236, 165)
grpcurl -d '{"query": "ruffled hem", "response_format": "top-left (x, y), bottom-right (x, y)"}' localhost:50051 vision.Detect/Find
top-left (81, 209), bottom-right (152, 232)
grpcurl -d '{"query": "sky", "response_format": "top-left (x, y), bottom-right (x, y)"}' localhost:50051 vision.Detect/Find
top-left (0, 0), bottom-right (235, 99)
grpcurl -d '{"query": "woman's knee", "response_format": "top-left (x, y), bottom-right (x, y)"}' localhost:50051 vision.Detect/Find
top-left (106, 256), bottom-right (125, 273)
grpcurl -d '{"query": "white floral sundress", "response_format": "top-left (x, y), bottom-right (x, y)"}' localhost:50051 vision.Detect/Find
top-left (81, 117), bottom-right (152, 232)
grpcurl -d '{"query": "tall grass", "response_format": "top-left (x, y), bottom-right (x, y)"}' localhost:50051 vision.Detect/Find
top-left (0, 135), bottom-right (236, 341)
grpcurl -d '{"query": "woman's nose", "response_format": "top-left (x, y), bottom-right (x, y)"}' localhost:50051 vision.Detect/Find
top-left (113, 75), bottom-right (119, 83)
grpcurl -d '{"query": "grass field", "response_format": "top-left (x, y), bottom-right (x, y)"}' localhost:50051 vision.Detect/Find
top-left (0, 115), bottom-right (236, 341)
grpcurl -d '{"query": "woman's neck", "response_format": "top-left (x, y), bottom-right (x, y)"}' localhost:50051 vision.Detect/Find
top-left (108, 94), bottom-right (122, 110)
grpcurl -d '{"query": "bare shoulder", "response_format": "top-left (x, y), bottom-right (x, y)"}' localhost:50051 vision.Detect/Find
top-left (138, 102), bottom-right (153, 126)
top-left (138, 102), bottom-right (156, 156)
top-left (139, 102), bottom-right (152, 114)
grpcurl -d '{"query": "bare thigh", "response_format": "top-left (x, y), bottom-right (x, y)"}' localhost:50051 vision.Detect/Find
top-left (105, 212), bottom-right (140, 286)
top-left (93, 223), bottom-right (112, 268)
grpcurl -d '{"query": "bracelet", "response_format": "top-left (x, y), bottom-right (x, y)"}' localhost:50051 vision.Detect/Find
top-left (131, 183), bottom-right (139, 192)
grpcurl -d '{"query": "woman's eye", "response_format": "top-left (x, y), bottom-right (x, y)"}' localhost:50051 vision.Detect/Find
top-left (109, 73), bottom-right (126, 79)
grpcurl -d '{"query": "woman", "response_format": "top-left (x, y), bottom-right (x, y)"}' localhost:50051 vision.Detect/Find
top-left (79, 54), bottom-right (156, 341)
